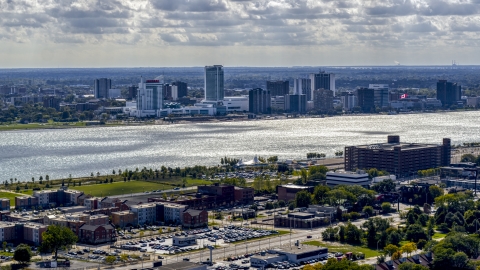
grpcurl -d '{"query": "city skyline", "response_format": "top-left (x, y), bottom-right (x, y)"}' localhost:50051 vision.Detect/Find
top-left (1, 0), bottom-right (480, 68)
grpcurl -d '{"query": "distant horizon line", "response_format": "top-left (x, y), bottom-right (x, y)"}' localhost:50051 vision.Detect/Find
top-left (0, 64), bottom-right (479, 69)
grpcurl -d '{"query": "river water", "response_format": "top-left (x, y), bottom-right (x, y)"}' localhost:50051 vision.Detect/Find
top-left (1, 111), bottom-right (480, 181)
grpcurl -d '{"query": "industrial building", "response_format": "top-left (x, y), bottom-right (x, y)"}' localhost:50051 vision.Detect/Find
top-left (345, 135), bottom-right (451, 177)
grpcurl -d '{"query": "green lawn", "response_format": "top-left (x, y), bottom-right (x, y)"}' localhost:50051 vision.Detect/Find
top-left (432, 233), bottom-right (447, 240)
top-left (303, 240), bottom-right (381, 258)
top-left (70, 181), bottom-right (174, 197)
top-left (0, 191), bottom-right (27, 207)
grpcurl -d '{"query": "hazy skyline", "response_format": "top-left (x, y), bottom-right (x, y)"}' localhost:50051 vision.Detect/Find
top-left (1, 0), bottom-right (480, 68)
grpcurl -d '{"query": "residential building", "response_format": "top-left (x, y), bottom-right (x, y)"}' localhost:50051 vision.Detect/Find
top-left (204, 65), bottom-right (224, 102)
top-left (89, 214), bottom-right (109, 225)
top-left (293, 78), bottom-right (312, 101)
top-left (94, 78), bottom-right (112, 99)
top-left (0, 222), bottom-right (15, 242)
top-left (234, 187), bottom-right (254, 205)
top-left (84, 197), bottom-right (100, 210)
top-left (111, 211), bottom-right (136, 228)
top-left (135, 78), bottom-right (163, 117)
top-left (326, 170), bottom-right (370, 188)
top-left (15, 196), bottom-right (38, 210)
top-left (78, 224), bottom-right (116, 244)
top-left (277, 185), bottom-right (314, 202)
top-left (130, 203), bottom-right (157, 225)
top-left (345, 135), bottom-right (451, 177)
top-left (182, 209), bottom-right (208, 228)
top-left (437, 80), bottom-right (461, 107)
top-left (340, 92), bottom-right (357, 111)
top-left (313, 88), bottom-right (333, 111)
top-left (374, 253), bottom-right (433, 270)
top-left (357, 88), bottom-right (375, 112)
top-left (249, 88), bottom-right (271, 114)
top-left (99, 197), bottom-right (121, 209)
top-left (163, 203), bottom-right (187, 224)
top-left (43, 96), bottom-right (61, 110)
top-left (309, 71), bottom-right (335, 96)
top-left (266, 80), bottom-right (289, 97)
top-left (284, 94), bottom-right (306, 114)
top-left (0, 199), bottom-right (10, 211)
top-left (21, 223), bottom-right (47, 245)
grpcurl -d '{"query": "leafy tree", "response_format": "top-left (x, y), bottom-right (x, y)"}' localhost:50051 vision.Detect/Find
top-left (461, 153), bottom-right (476, 163)
top-left (105, 255), bottom-right (116, 264)
top-left (391, 251), bottom-right (402, 260)
top-left (398, 262), bottom-right (429, 270)
top-left (312, 185), bottom-right (330, 204)
top-left (383, 244), bottom-right (399, 256)
top-left (13, 244), bottom-right (32, 264)
top-left (381, 202), bottom-right (391, 213)
top-left (2, 241), bottom-right (6, 251)
top-left (401, 242), bottom-right (417, 258)
top-left (405, 224), bottom-right (427, 243)
top-left (429, 185), bottom-right (444, 200)
top-left (363, 206), bottom-right (374, 216)
top-left (40, 225), bottom-right (78, 259)
top-left (387, 230), bottom-right (402, 246)
top-left (372, 179), bottom-right (396, 193)
top-left (295, 190), bottom-right (312, 208)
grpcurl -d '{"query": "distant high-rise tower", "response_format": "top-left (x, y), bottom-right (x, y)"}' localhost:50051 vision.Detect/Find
top-left (136, 78), bottom-right (163, 117)
top-left (171, 81), bottom-right (188, 99)
top-left (266, 80), bottom-right (289, 96)
top-left (293, 78), bottom-right (312, 101)
top-left (285, 94), bottom-right (307, 114)
top-left (369, 84), bottom-right (390, 108)
top-left (309, 71), bottom-right (335, 96)
top-left (204, 65), bottom-right (224, 102)
top-left (357, 88), bottom-right (375, 113)
top-left (249, 88), bottom-right (271, 114)
top-left (94, 78), bottom-right (111, 99)
top-left (128, 85), bottom-right (138, 100)
top-left (437, 80), bottom-right (461, 107)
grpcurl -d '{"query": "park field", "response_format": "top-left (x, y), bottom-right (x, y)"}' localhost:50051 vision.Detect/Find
top-left (303, 240), bottom-right (380, 258)
top-left (69, 181), bottom-right (177, 197)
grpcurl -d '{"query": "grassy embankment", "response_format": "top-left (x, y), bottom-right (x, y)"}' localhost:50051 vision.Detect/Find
top-left (303, 240), bottom-right (381, 258)
top-left (0, 191), bottom-right (32, 206)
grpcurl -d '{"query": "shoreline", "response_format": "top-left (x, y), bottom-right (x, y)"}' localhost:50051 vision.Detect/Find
top-left (0, 109), bottom-right (476, 132)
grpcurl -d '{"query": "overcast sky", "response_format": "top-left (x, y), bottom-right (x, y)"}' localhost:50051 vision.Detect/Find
top-left (1, 0), bottom-right (480, 67)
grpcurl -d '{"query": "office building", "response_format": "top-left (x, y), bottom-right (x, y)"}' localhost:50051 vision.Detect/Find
top-left (309, 71), bottom-right (335, 96)
top-left (437, 80), bottom-right (461, 107)
top-left (171, 81), bottom-right (188, 100)
top-left (266, 80), bottom-right (289, 96)
top-left (271, 96), bottom-right (285, 111)
top-left (94, 78), bottom-right (112, 99)
top-left (326, 170), bottom-right (370, 188)
top-left (249, 88), bottom-right (271, 114)
top-left (344, 135), bottom-right (451, 177)
top-left (284, 94), bottom-right (306, 114)
top-left (293, 78), bottom-right (312, 101)
top-left (369, 84), bottom-right (389, 108)
top-left (357, 88), bottom-right (375, 113)
top-left (204, 65), bottom-right (224, 102)
top-left (234, 187), bottom-right (254, 205)
top-left (313, 88), bottom-right (333, 111)
top-left (135, 78), bottom-right (163, 117)
top-left (277, 185), bottom-right (314, 202)
top-left (224, 96), bottom-right (249, 113)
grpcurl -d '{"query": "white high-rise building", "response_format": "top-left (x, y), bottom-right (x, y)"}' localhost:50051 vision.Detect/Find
top-left (204, 65), bottom-right (224, 102)
top-left (135, 78), bottom-right (163, 117)
top-left (293, 78), bottom-right (312, 101)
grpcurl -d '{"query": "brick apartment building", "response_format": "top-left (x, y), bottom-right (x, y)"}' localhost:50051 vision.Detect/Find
top-left (234, 187), bottom-right (254, 205)
top-left (0, 199), bottom-right (10, 211)
top-left (111, 211), bottom-right (137, 228)
top-left (182, 209), bottom-right (208, 228)
top-left (344, 135), bottom-right (451, 177)
top-left (78, 224), bottom-right (116, 244)
top-left (15, 196), bottom-right (38, 210)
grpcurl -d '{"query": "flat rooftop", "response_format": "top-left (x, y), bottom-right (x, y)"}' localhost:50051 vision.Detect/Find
top-left (276, 245), bottom-right (327, 255)
top-left (354, 142), bottom-right (440, 151)
top-left (279, 184), bottom-right (313, 189)
top-left (155, 261), bottom-right (205, 270)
